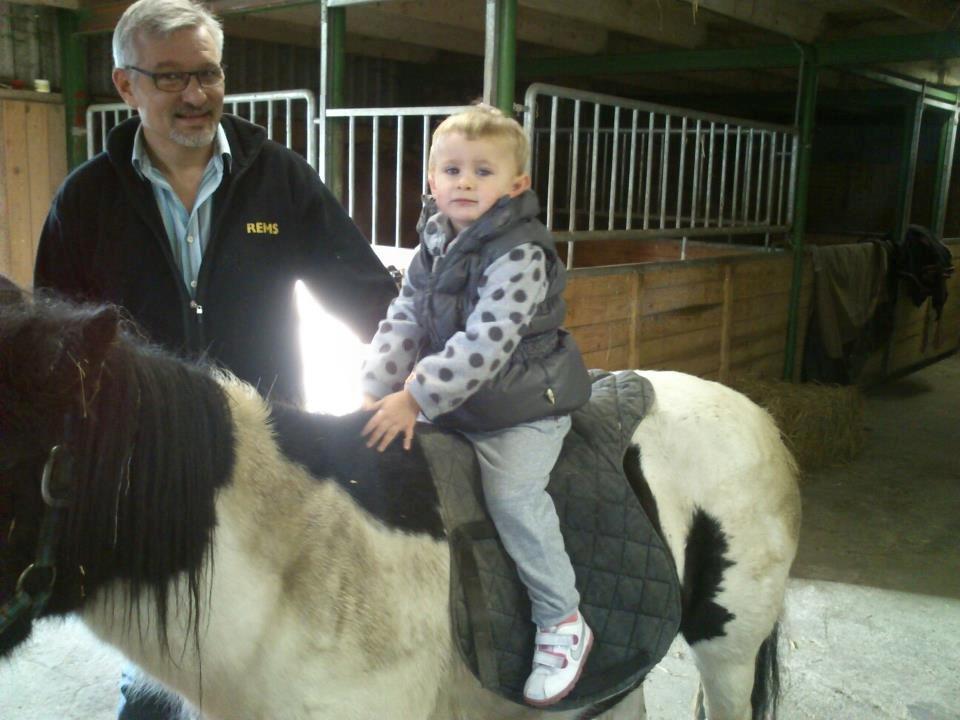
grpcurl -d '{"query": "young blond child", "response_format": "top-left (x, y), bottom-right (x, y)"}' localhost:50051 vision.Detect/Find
top-left (360, 105), bottom-right (592, 706)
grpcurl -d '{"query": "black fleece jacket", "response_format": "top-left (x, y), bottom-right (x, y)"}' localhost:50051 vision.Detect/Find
top-left (35, 114), bottom-right (397, 404)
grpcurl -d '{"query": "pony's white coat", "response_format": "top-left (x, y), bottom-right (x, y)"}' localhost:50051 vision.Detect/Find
top-left (80, 370), bottom-right (799, 720)
top-left (634, 371), bottom-right (801, 720)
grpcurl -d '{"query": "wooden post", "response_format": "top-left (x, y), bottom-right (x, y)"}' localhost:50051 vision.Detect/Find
top-left (719, 263), bottom-right (733, 381)
top-left (628, 269), bottom-right (641, 368)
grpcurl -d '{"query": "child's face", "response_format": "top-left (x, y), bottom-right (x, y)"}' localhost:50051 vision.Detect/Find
top-left (428, 132), bottom-right (531, 232)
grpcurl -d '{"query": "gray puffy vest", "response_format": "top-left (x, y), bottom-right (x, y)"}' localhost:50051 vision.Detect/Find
top-left (407, 191), bottom-right (591, 431)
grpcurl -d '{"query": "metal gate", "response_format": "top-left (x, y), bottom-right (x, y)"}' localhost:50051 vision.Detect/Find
top-left (85, 89), bottom-right (317, 168)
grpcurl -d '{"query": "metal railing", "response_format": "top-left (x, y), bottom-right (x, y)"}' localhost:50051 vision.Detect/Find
top-left (86, 89), bottom-right (317, 168)
top-left (319, 105), bottom-right (464, 247)
top-left (522, 83), bottom-right (799, 265)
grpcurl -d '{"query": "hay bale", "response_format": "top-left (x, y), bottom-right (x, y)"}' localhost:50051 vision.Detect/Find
top-left (725, 375), bottom-right (864, 474)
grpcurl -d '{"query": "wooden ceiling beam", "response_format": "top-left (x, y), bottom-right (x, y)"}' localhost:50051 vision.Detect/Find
top-left (867, 1), bottom-right (958, 30)
top-left (346, 6), bottom-right (486, 56)
top-left (677, 0), bottom-right (824, 43)
top-left (343, 35), bottom-right (439, 64)
top-left (223, 14), bottom-right (318, 48)
top-left (15, 0), bottom-right (80, 9)
top-left (519, 0), bottom-right (706, 49)
top-left (370, 1), bottom-right (608, 55)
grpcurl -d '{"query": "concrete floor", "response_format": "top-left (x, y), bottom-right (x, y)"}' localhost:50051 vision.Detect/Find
top-left (2, 354), bottom-right (959, 719)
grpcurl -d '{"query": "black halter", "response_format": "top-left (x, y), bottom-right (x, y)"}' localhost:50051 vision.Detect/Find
top-left (0, 443), bottom-right (75, 640)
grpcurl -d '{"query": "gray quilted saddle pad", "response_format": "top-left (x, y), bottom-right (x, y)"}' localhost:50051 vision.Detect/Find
top-left (418, 370), bottom-right (681, 710)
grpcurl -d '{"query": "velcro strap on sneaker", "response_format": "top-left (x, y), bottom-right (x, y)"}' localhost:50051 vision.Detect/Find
top-left (532, 649), bottom-right (567, 669)
top-left (535, 631), bottom-right (575, 647)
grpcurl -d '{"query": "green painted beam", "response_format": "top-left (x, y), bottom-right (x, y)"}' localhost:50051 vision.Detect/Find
top-left (57, 9), bottom-right (88, 170)
top-left (783, 49), bottom-right (819, 382)
top-left (931, 111), bottom-right (958, 239)
top-left (819, 32), bottom-right (960, 67)
top-left (894, 95), bottom-right (924, 246)
top-left (327, 5), bottom-right (345, 198)
top-left (496, 0), bottom-right (516, 116)
top-left (520, 32), bottom-right (960, 78)
top-left (852, 69), bottom-right (959, 106)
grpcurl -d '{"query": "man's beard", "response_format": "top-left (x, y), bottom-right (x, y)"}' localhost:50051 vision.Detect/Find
top-left (169, 108), bottom-right (218, 148)
top-left (170, 124), bottom-right (217, 148)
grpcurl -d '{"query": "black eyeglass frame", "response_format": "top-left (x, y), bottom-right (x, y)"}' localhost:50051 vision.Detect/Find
top-left (125, 65), bottom-right (227, 92)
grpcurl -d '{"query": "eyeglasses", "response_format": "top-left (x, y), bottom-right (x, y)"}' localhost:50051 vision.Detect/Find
top-left (125, 65), bottom-right (226, 93)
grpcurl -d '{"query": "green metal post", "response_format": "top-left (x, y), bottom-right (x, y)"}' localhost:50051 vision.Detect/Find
top-left (930, 109), bottom-right (958, 239)
top-left (783, 47), bottom-right (819, 381)
top-left (893, 94), bottom-right (925, 246)
top-left (328, 5), bottom-right (345, 201)
top-left (57, 9), bottom-right (88, 169)
top-left (879, 94), bottom-right (926, 376)
top-left (496, 0), bottom-right (516, 116)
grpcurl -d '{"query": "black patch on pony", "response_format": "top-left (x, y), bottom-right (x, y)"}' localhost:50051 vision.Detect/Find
top-left (267, 404), bottom-right (444, 540)
top-left (679, 507), bottom-right (735, 645)
top-left (623, 445), bottom-right (666, 544)
top-left (0, 297), bottom-right (234, 658)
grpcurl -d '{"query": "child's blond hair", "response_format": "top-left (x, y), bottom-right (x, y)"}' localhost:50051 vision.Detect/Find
top-left (430, 105), bottom-right (529, 175)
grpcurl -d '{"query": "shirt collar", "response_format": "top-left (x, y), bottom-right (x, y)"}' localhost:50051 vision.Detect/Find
top-left (131, 122), bottom-right (232, 179)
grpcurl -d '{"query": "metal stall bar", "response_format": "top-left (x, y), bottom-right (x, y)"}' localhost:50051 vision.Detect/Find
top-left (371, 115), bottom-right (379, 244)
top-left (608, 107), bottom-right (621, 231)
top-left (323, 105), bottom-right (465, 247)
top-left (704, 121), bottom-right (716, 227)
top-left (932, 108), bottom-right (959, 239)
top-left (546, 96), bottom-right (559, 230)
top-left (523, 83), bottom-right (796, 262)
top-left (625, 109), bottom-right (639, 230)
top-left (394, 117), bottom-right (404, 247)
top-left (894, 91), bottom-right (926, 248)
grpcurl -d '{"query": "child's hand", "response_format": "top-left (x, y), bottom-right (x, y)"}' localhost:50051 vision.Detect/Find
top-left (361, 393), bottom-right (379, 411)
top-left (361, 388), bottom-right (421, 452)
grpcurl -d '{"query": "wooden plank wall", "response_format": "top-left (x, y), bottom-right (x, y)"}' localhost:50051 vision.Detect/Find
top-left (0, 91), bottom-right (67, 289)
top-left (565, 251), bottom-right (814, 381)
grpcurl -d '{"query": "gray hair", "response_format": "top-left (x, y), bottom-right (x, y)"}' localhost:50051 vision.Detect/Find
top-left (112, 0), bottom-right (224, 68)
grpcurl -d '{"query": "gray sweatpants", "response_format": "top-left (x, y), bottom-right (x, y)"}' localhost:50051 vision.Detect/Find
top-left (463, 415), bottom-right (579, 628)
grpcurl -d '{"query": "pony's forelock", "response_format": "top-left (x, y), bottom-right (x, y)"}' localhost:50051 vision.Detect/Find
top-left (0, 298), bottom-right (235, 664)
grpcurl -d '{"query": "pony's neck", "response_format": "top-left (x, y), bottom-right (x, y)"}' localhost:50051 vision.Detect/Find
top-left (84, 381), bottom-right (454, 719)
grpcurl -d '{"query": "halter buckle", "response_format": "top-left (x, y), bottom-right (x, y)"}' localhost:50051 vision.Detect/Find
top-left (15, 562), bottom-right (56, 600)
top-left (41, 445), bottom-right (73, 508)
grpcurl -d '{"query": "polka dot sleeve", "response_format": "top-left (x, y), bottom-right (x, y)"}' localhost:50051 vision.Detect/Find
top-left (407, 243), bottom-right (549, 418)
top-left (360, 266), bottom-right (426, 399)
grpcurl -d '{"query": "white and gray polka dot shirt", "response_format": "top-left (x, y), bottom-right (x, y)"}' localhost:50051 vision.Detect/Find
top-left (362, 210), bottom-right (550, 419)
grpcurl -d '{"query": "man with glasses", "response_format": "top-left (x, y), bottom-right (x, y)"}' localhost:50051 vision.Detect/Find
top-left (36, 0), bottom-right (396, 407)
top-left (34, 0), bottom-right (397, 716)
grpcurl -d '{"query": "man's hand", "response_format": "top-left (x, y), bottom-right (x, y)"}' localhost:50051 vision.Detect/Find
top-left (361, 388), bottom-right (421, 451)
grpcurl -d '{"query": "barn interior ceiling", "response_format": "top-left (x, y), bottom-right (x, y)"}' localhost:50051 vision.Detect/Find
top-left (64, 0), bottom-right (960, 100)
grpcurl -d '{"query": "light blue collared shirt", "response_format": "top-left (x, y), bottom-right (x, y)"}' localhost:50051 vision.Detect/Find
top-left (132, 124), bottom-right (232, 298)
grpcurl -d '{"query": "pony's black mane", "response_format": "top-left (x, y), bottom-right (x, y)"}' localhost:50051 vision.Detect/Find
top-left (4, 297), bottom-right (235, 654)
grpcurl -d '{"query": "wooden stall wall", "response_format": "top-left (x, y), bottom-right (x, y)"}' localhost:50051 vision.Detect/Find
top-left (0, 91), bottom-right (66, 289)
top-left (565, 251), bottom-right (814, 382)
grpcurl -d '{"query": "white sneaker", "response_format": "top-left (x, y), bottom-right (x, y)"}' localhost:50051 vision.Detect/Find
top-left (522, 610), bottom-right (594, 707)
